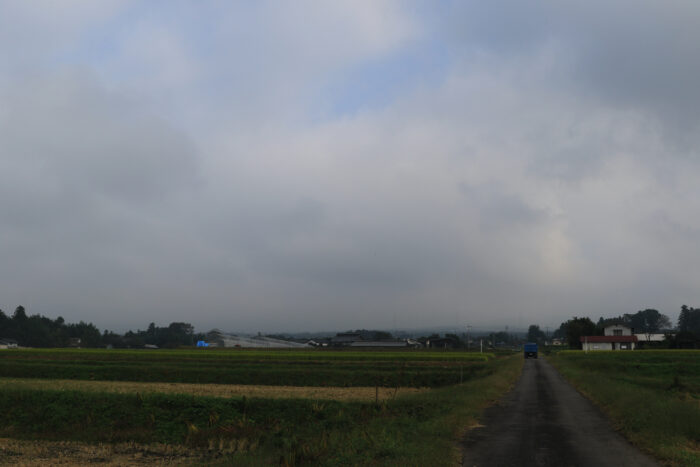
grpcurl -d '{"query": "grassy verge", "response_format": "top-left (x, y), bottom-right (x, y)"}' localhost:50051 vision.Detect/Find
top-left (548, 351), bottom-right (700, 466)
top-left (0, 355), bottom-right (522, 466)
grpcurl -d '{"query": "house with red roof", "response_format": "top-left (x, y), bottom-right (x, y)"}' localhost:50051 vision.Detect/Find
top-left (580, 324), bottom-right (637, 351)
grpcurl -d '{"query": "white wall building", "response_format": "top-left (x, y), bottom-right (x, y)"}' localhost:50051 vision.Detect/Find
top-left (581, 325), bottom-right (637, 351)
top-left (603, 324), bottom-right (632, 336)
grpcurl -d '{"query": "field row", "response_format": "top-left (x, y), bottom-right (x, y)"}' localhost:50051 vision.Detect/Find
top-left (2, 348), bottom-right (494, 362)
top-left (0, 349), bottom-right (494, 387)
top-left (0, 377), bottom-right (427, 401)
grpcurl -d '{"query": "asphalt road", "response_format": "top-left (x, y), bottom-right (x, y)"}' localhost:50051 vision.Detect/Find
top-left (461, 357), bottom-right (659, 467)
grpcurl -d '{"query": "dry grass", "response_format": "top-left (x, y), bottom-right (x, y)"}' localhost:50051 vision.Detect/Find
top-left (0, 437), bottom-right (212, 466)
top-left (0, 377), bottom-right (427, 401)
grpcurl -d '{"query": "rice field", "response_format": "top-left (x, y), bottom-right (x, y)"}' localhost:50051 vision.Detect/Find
top-left (0, 348), bottom-right (520, 465)
top-left (0, 348), bottom-right (495, 387)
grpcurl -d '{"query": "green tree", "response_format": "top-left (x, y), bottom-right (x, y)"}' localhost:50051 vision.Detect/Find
top-left (625, 309), bottom-right (671, 340)
top-left (67, 321), bottom-right (103, 348)
top-left (526, 324), bottom-right (546, 344)
top-left (0, 309), bottom-right (10, 335)
top-left (679, 305), bottom-right (700, 335)
top-left (561, 317), bottom-right (598, 349)
top-left (444, 333), bottom-right (465, 348)
top-left (552, 322), bottom-right (567, 340)
top-left (12, 306), bottom-right (27, 321)
top-left (677, 305), bottom-right (700, 346)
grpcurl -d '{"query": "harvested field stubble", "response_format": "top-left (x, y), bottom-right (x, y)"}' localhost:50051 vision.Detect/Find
top-left (0, 377), bottom-right (427, 401)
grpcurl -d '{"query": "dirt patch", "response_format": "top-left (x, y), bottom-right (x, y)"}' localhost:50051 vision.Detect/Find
top-left (0, 377), bottom-right (427, 401)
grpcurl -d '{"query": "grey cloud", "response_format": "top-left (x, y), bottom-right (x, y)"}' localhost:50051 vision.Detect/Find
top-left (2, 2), bottom-right (700, 333)
top-left (459, 182), bottom-right (549, 232)
top-left (1, 72), bottom-right (198, 205)
top-left (447, 2), bottom-right (700, 125)
top-left (0, 72), bottom-right (201, 328)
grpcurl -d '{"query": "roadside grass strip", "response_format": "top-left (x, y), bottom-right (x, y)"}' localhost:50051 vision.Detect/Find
top-left (0, 355), bottom-right (521, 466)
top-left (0, 377), bottom-right (428, 402)
top-left (549, 351), bottom-right (700, 466)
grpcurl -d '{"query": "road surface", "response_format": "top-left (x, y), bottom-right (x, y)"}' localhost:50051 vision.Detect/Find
top-left (461, 357), bottom-right (659, 467)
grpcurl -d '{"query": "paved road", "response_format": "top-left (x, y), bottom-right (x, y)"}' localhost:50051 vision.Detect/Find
top-left (461, 357), bottom-right (659, 467)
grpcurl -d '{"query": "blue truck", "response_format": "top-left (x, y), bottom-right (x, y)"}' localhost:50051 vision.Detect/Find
top-left (523, 342), bottom-right (538, 359)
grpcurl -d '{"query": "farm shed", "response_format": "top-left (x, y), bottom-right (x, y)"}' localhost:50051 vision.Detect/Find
top-left (634, 333), bottom-right (668, 342)
top-left (350, 339), bottom-right (422, 349)
top-left (331, 333), bottom-right (363, 346)
top-left (0, 338), bottom-right (18, 349)
top-left (580, 335), bottom-right (637, 351)
top-left (206, 329), bottom-right (311, 348)
top-left (426, 337), bottom-right (460, 349)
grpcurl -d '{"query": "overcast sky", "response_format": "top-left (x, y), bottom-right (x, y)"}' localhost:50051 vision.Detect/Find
top-left (1, 1), bottom-right (699, 333)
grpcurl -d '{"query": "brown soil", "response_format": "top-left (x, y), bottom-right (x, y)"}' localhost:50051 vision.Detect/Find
top-left (0, 438), bottom-right (214, 466)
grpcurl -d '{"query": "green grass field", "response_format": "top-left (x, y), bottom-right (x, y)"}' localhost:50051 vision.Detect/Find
top-left (548, 350), bottom-right (700, 466)
top-left (0, 348), bottom-right (520, 465)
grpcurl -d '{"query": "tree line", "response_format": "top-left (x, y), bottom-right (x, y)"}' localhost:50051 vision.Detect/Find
top-left (0, 306), bottom-right (203, 348)
top-left (528, 306), bottom-right (700, 349)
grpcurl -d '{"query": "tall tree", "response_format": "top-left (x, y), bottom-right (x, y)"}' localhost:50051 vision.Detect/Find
top-left (12, 306), bottom-right (27, 321)
top-left (678, 305), bottom-right (700, 336)
top-left (562, 317), bottom-right (598, 349)
top-left (628, 309), bottom-right (671, 340)
top-left (526, 324), bottom-right (546, 343)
